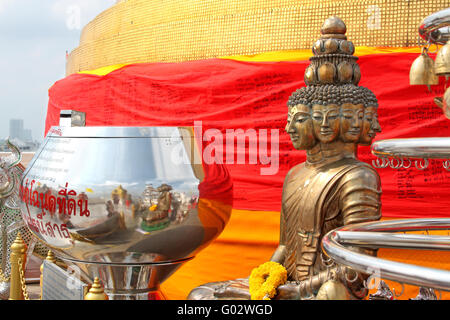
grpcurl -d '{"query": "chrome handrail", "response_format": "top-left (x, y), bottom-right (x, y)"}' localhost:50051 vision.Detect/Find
top-left (371, 137), bottom-right (450, 170)
top-left (322, 218), bottom-right (450, 291)
top-left (419, 7), bottom-right (450, 45)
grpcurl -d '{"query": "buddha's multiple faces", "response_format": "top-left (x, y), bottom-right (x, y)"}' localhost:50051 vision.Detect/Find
top-left (286, 103), bottom-right (381, 150)
top-left (360, 106), bottom-right (381, 146)
top-left (285, 104), bottom-right (317, 150)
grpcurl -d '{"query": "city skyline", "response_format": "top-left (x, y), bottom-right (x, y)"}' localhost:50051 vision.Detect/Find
top-left (0, 0), bottom-right (115, 143)
top-left (9, 118), bottom-right (34, 142)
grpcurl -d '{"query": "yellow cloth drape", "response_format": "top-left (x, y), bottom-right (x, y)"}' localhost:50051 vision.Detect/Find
top-left (77, 46), bottom-right (421, 76)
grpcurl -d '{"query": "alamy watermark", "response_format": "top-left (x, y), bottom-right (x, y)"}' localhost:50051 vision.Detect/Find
top-left (367, 5), bottom-right (381, 30)
top-left (66, 5), bottom-right (81, 30)
top-left (170, 121), bottom-right (280, 176)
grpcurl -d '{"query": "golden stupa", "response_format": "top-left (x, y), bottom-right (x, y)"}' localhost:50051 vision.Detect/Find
top-left (66, 0), bottom-right (449, 75)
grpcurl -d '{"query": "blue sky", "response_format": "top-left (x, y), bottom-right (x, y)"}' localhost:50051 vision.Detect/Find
top-left (0, 0), bottom-right (115, 141)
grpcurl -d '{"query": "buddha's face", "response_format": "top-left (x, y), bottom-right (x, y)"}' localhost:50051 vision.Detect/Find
top-left (312, 104), bottom-right (340, 143)
top-left (340, 103), bottom-right (364, 142)
top-left (285, 104), bottom-right (316, 150)
top-left (360, 106), bottom-right (381, 145)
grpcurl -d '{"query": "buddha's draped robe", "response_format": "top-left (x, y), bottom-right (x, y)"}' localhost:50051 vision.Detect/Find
top-left (281, 157), bottom-right (381, 285)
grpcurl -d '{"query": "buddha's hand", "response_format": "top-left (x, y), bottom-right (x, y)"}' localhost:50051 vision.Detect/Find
top-left (213, 278), bottom-right (251, 299)
top-left (273, 282), bottom-right (301, 300)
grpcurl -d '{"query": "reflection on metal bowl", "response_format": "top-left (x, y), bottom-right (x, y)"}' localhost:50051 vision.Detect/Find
top-left (19, 126), bottom-right (233, 299)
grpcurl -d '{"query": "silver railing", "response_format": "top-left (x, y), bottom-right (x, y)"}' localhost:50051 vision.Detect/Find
top-left (322, 218), bottom-right (450, 291)
top-left (419, 7), bottom-right (450, 45)
top-left (371, 137), bottom-right (450, 170)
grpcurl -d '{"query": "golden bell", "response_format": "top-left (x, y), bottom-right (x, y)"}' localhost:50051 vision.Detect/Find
top-left (409, 49), bottom-right (439, 87)
top-left (435, 87), bottom-right (450, 119)
top-left (435, 40), bottom-right (450, 76)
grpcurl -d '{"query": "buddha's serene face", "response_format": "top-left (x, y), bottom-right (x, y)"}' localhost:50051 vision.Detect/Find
top-left (340, 103), bottom-right (364, 142)
top-left (312, 104), bottom-right (340, 143)
top-left (285, 104), bottom-right (316, 150)
top-left (360, 106), bottom-right (381, 145)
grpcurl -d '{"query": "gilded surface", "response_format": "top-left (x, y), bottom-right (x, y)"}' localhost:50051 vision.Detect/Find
top-left (66, 0), bottom-right (450, 74)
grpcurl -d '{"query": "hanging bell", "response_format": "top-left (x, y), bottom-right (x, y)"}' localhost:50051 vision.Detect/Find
top-left (435, 87), bottom-right (450, 119)
top-left (410, 48), bottom-right (439, 89)
top-left (435, 40), bottom-right (450, 76)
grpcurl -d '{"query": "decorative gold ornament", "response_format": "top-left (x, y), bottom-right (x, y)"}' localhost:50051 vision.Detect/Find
top-left (85, 277), bottom-right (109, 300)
top-left (40, 250), bottom-right (56, 300)
top-left (304, 66), bottom-right (317, 85)
top-left (353, 64), bottom-right (362, 85)
top-left (324, 39), bottom-right (339, 54)
top-left (435, 40), bottom-right (450, 76)
top-left (409, 48), bottom-right (439, 87)
top-left (340, 40), bottom-right (354, 55)
top-left (249, 262), bottom-right (287, 300)
top-left (434, 87), bottom-right (450, 119)
top-left (318, 62), bottom-right (336, 84)
top-left (9, 233), bottom-right (27, 300)
top-left (321, 16), bottom-right (347, 35)
top-left (337, 61), bottom-right (353, 83)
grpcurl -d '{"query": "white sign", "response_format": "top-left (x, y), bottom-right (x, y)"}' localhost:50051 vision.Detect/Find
top-left (42, 260), bottom-right (88, 300)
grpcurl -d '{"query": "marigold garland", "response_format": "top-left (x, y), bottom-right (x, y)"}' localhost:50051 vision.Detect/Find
top-left (249, 261), bottom-right (287, 300)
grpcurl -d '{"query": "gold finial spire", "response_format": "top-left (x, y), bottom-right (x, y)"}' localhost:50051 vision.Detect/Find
top-left (11, 233), bottom-right (24, 249)
top-left (320, 16), bottom-right (347, 37)
top-left (40, 250), bottom-right (57, 300)
top-left (85, 277), bottom-right (109, 300)
top-left (9, 232), bottom-right (27, 300)
top-left (306, 17), bottom-right (359, 86)
top-left (45, 250), bottom-right (57, 264)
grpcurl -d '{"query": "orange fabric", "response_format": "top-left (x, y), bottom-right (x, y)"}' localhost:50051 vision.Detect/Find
top-left (161, 209), bottom-right (279, 299)
top-left (162, 212), bottom-right (450, 300)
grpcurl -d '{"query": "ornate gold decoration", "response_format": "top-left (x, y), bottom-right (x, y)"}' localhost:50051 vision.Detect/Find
top-left (85, 277), bottom-right (109, 300)
top-left (17, 258), bottom-right (29, 300)
top-left (248, 262), bottom-right (287, 300)
top-left (40, 250), bottom-right (56, 300)
top-left (410, 47), bottom-right (439, 87)
top-left (9, 233), bottom-right (27, 300)
top-left (435, 40), bottom-right (450, 76)
top-left (66, 0), bottom-right (449, 75)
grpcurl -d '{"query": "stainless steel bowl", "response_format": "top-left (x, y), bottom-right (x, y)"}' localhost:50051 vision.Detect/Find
top-left (19, 126), bottom-right (233, 299)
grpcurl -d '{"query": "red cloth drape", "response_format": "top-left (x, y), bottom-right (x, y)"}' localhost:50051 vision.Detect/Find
top-left (46, 52), bottom-right (450, 218)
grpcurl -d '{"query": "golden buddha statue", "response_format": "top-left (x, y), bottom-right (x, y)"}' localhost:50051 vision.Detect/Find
top-left (188, 16), bottom-right (382, 300)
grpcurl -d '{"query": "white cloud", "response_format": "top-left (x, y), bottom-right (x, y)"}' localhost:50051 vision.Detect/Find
top-left (0, 0), bottom-right (13, 13)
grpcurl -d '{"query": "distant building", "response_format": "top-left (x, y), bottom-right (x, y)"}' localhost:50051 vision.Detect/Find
top-left (23, 129), bottom-right (32, 142)
top-left (4, 119), bottom-right (39, 151)
top-left (9, 119), bottom-right (24, 140)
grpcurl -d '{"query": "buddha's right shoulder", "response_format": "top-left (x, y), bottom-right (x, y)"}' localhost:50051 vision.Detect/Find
top-left (285, 162), bottom-right (306, 180)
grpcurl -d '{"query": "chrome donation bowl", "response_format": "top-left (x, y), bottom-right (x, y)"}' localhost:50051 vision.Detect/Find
top-left (19, 126), bottom-right (233, 299)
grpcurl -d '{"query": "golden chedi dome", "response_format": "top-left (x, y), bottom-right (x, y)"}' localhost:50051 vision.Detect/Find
top-left (66, 0), bottom-right (450, 75)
